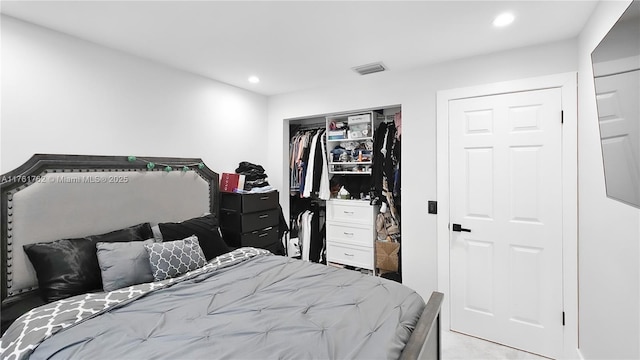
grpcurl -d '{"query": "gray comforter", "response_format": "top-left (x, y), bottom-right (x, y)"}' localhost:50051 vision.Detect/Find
top-left (2, 248), bottom-right (425, 360)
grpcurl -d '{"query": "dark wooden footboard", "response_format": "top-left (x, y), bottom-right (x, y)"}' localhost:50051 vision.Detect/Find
top-left (399, 291), bottom-right (444, 360)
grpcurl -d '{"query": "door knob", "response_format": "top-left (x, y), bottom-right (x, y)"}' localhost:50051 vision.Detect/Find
top-left (452, 223), bottom-right (471, 232)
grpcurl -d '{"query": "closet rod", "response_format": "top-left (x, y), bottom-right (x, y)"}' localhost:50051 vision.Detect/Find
top-left (291, 123), bottom-right (325, 132)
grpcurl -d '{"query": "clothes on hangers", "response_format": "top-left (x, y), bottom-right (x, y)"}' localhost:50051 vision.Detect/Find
top-left (394, 111), bottom-right (402, 141)
top-left (295, 206), bottom-right (325, 263)
top-left (302, 131), bottom-right (320, 197)
top-left (299, 210), bottom-right (312, 261)
top-left (372, 122), bottom-right (399, 205)
top-left (290, 130), bottom-right (310, 190)
top-left (289, 128), bottom-right (330, 200)
top-left (371, 116), bottom-right (402, 243)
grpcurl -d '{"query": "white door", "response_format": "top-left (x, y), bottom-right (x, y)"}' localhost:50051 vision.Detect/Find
top-left (595, 69), bottom-right (640, 206)
top-left (449, 88), bottom-right (564, 358)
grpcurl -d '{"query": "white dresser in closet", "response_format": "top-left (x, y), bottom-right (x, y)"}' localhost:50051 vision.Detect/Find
top-left (326, 199), bottom-right (378, 271)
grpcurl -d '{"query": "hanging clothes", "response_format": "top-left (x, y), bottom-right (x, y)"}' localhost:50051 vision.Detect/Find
top-left (292, 129), bottom-right (331, 200)
top-left (299, 210), bottom-right (313, 261)
top-left (371, 122), bottom-right (398, 204)
top-left (290, 129), bottom-right (312, 192)
top-left (302, 131), bottom-right (321, 198)
top-left (308, 206), bottom-right (324, 263)
top-left (394, 111), bottom-right (402, 141)
top-left (318, 132), bottom-right (330, 199)
top-left (295, 207), bottom-right (324, 263)
top-left (371, 113), bottom-right (402, 244)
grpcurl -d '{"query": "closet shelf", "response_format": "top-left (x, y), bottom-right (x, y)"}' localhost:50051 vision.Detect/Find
top-left (329, 161), bottom-right (372, 165)
top-left (326, 111), bottom-right (383, 175)
top-left (327, 137), bottom-right (373, 142)
top-left (330, 171), bottom-right (372, 175)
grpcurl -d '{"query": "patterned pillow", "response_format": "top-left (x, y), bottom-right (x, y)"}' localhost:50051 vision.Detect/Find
top-left (144, 235), bottom-right (207, 281)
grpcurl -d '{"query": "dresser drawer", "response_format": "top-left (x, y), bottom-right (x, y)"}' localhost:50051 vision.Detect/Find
top-left (326, 242), bottom-right (374, 270)
top-left (326, 222), bottom-right (374, 248)
top-left (220, 208), bottom-right (279, 232)
top-left (220, 191), bottom-right (279, 213)
top-left (326, 199), bottom-right (374, 225)
top-left (221, 226), bottom-right (279, 249)
top-left (242, 226), bottom-right (279, 248)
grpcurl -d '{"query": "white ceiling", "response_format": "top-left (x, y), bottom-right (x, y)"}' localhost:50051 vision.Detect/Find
top-left (1, 0), bottom-right (599, 96)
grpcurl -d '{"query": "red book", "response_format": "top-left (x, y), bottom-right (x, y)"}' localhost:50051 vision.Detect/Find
top-left (220, 173), bottom-right (245, 193)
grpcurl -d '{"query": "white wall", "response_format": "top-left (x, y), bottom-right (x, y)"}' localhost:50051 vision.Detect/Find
top-left (1, 15), bottom-right (268, 175)
top-left (577, 1), bottom-right (640, 358)
top-left (267, 39), bottom-right (578, 301)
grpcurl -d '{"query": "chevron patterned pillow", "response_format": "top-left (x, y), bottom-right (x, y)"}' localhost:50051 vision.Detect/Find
top-left (144, 235), bottom-right (207, 281)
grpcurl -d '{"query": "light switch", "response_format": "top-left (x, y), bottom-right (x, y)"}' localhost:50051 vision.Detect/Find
top-left (428, 201), bottom-right (437, 214)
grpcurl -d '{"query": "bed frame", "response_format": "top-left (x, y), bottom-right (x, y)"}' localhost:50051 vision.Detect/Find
top-left (0, 154), bottom-right (443, 359)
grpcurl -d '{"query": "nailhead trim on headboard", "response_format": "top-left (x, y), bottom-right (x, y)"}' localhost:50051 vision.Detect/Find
top-left (6, 190), bottom-right (13, 294)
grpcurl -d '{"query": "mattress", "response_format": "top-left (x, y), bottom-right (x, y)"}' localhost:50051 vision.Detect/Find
top-left (1, 248), bottom-right (425, 360)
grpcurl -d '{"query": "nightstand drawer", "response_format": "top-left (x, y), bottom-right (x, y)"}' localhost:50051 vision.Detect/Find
top-left (326, 222), bottom-right (373, 248)
top-left (326, 199), bottom-right (374, 225)
top-left (220, 208), bottom-right (279, 232)
top-left (220, 191), bottom-right (279, 213)
top-left (326, 242), bottom-right (373, 270)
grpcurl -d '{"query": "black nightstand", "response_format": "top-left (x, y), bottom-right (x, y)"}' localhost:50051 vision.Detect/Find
top-left (219, 191), bottom-right (283, 255)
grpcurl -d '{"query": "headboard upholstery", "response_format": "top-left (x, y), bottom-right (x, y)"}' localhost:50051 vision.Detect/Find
top-left (0, 154), bottom-right (219, 304)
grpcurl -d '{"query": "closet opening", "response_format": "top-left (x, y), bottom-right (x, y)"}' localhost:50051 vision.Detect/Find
top-left (286, 105), bottom-right (402, 282)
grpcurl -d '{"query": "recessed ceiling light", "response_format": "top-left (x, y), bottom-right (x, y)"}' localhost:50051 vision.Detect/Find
top-left (493, 12), bottom-right (515, 27)
top-left (248, 76), bottom-right (260, 84)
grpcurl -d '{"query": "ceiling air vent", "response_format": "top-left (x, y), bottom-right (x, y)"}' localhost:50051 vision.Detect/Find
top-left (352, 62), bottom-right (387, 76)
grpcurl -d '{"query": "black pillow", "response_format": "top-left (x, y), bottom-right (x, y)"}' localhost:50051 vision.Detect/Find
top-left (23, 222), bottom-right (153, 303)
top-left (158, 214), bottom-right (229, 260)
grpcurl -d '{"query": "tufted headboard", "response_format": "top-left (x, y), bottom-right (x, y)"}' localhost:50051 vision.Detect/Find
top-left (0, 154), bottom-right (219, 305)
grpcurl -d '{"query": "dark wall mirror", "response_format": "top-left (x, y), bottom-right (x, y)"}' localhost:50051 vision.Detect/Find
top-left (591, 0), bottom-right (640, 208)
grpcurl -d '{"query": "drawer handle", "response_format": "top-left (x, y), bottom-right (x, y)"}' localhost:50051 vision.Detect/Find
top-left (343, 232), bottom-right (354, 236)
top-left (258, 233), bottom-right (269, 237)
top-left (259, 214), bottom-right (269, 219)
top-left (260, 196), bottom-right (270, 200)
top-left (344, 253), bottom-right (355, 257)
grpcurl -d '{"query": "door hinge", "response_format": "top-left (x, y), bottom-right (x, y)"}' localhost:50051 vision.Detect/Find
top-left (562, 311), bottom-right (565, 326)
top-left (561, 110), bottom-right (564, 124)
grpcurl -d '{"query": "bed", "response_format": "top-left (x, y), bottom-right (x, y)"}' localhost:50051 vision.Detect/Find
top-left (0, 154), bottom-right (443, 360)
